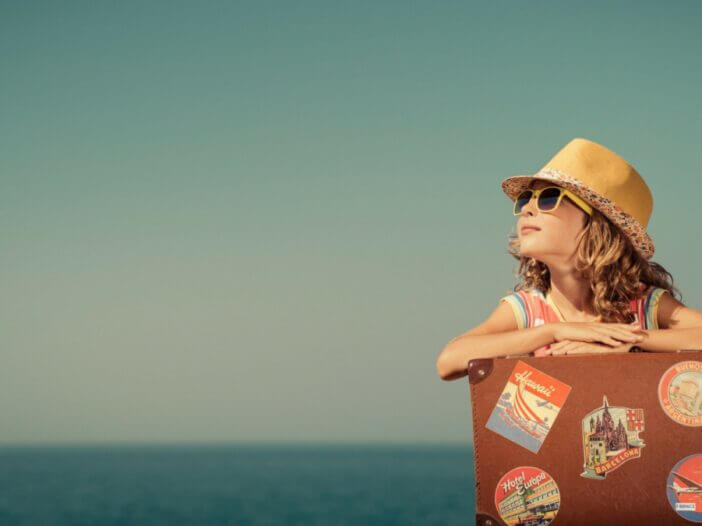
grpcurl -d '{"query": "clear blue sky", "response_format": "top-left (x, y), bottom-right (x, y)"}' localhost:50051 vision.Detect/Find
top-left (2, 1), bottom-right (701, 444)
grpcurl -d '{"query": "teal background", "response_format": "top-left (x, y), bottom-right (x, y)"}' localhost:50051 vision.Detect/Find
top-left (2, 1), bottom-right (701, 445)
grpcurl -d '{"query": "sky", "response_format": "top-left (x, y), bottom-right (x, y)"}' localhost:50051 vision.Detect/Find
top-left (1, 1), bottom-right (701, 445)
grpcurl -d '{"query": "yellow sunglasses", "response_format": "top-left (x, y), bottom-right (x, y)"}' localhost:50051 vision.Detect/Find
top-left (513, 185), bottom-right (593, 216)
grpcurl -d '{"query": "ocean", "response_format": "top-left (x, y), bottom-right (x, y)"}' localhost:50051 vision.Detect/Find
top-left (0, 443), bottom-right (475, 525)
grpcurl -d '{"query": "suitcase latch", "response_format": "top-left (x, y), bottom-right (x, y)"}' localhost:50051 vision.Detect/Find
top-left (467, 359), bottom-right (494, 384)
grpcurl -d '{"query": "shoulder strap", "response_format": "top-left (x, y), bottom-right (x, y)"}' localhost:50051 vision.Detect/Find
top-left (643, 286), bottom-right (668, 330)
top-left (500, 291), bottom-right (529, 329)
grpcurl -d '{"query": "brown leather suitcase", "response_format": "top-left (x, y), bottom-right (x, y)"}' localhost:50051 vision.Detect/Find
top-left (468, 351), bottom-right (702, 526)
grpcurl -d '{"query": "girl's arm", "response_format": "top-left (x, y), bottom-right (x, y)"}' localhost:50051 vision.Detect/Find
top-left (436, 301), bottom-right (555, 381)
top-left (636, 328), bottom-right (702, 352)
top-left (637, 292), bottom-right (702, 352)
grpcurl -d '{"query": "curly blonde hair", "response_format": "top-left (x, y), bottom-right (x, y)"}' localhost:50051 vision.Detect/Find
top-left (507, 206), bottom-right (681, 323)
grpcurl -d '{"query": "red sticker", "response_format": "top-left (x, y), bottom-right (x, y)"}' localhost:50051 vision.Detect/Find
top-left (494, 466), bottom-right (560, 525)
top-left (486, 360), bottom-right (572, 453)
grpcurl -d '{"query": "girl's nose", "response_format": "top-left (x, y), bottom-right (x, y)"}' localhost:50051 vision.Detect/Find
top-left (520, 194), bottom-right (538, 215)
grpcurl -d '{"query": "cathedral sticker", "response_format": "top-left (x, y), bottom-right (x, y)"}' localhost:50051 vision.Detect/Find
top-left (658, 360), bottom-right (702, 427)
top-left (485, 360), bottom-right (572, 453)
top-left (581, 395), bottom-right (645, 480)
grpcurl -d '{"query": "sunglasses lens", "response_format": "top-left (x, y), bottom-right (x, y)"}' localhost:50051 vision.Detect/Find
top-left (514, 190), bottom-right (533, 214)
top-left (538, 187), bottom-right (563, 211)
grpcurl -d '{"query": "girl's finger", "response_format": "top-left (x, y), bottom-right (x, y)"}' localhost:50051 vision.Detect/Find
top-left (603, 323), bottom-right (644, 334)
top-left (614, 329), bottom-right (645, 341)
top-left (592, 328), bottom-right (637, 344)
top-left (552, 341), bottom-right (580, 355)
top-left (572, 342), bottom-right (606, 355)
top-left (594, 335), bottom-right (619, 346)
top-left (545, 341), bottom-right (570, 354)
top-left (603, 327), bottom-right (644, 341)
top-left (565, 347), bottom-right (591, 355)
top-left (572, 342), bottom-right (597, 353)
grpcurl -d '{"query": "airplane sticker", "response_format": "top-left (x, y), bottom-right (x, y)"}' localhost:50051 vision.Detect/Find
top-left (667, 454), bottom-right (702, 522)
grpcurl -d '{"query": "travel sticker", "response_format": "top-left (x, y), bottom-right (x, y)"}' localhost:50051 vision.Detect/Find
top-left (581, 395), bottom-right (645, 480)
top-left (667, 454), bottom-right (702, 523)
top-left (485, 360), bottom-right (572, 453)
top-left (494, 466), bottom-right (560, 526)
top-left (658, 360), bottom-right (702, 427)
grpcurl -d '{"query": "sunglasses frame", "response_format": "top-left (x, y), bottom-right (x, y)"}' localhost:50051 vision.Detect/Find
top-left (512, 185), bottom-right (593, 216)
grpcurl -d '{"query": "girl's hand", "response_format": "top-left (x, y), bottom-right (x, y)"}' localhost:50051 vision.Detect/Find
top-left (551, 321), bottom-right (645, 347)
top-left (541, 339), bottom-right (636, 356)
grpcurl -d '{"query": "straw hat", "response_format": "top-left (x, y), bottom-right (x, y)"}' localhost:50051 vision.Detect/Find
top-left (501, 137), bottom-right (655, 259)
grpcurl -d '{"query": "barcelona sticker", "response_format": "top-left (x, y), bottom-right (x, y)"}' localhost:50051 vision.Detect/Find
top-left (486, 360), bottom-right (572, 453)
top-left (658, 360), bottom-right (702, 427)
top-left (581, 395), bottom-right (645, 480)
top-left (667, 454), bottom-right (702, 522)
top-left (494, 466), bottom-right (560, 526)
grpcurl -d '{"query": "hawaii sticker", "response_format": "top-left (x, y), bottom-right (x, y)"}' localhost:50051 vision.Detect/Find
top-left (485, 360), bottom-right (572, 453)
top-left (658, 360), bottom-right (702, 427)
top-left (667, 454), bottom-right (702, 523)
top-left (581, 395), bottom-right (645, 480)
top-left (494, 466), bottom-right (560, 526)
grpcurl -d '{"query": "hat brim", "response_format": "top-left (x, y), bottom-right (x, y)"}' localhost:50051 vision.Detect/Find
top-left (501, 169), bottom-right (655, 260)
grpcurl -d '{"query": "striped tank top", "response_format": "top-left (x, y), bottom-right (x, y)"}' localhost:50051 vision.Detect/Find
top-left (500, 285), bottom-right (669, 356)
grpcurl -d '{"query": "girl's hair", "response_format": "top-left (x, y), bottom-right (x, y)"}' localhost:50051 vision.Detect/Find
top-left (507, 203), bottom-right (682, 323)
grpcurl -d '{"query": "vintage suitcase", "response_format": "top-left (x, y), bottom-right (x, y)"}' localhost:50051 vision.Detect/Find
top-left (468, 351), bottom-right (702, 526)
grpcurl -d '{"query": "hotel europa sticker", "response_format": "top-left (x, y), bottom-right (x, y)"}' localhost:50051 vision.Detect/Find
top-left (494, 466), bottom-right (560, 526)
top-left (658, 360), bottom-right (702, 426)
top-left (666, 454), bottom-right (702, 523)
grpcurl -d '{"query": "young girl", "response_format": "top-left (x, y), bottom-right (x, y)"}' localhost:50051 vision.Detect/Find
top-left (436, 137), bottom-right (702, 381)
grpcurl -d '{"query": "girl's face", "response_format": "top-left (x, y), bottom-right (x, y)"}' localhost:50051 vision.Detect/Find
top-left (516, 179), bottom-right (590, 261)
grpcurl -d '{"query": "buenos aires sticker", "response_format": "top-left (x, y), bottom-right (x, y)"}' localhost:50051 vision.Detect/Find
top-left (658, 361), bottom-right (702, 427)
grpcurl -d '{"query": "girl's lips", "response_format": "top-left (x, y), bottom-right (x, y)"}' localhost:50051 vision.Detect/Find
top-left (521, 227), bottom-right (540, 234)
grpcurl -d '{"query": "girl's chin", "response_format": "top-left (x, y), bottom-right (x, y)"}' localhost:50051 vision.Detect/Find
top-left (518, 241), bottom-right (538, 254)
top-left (519, 246), bottom-right (543, 259)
